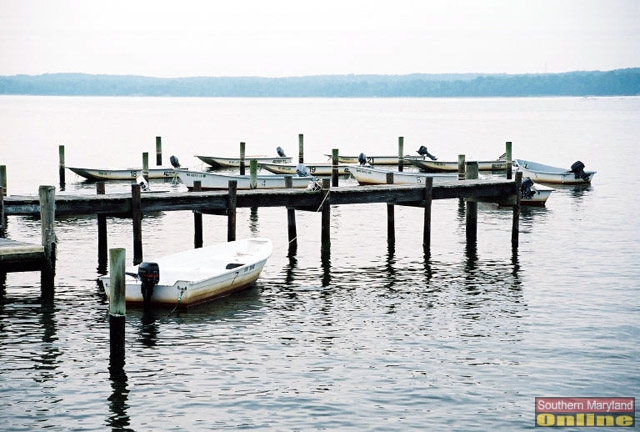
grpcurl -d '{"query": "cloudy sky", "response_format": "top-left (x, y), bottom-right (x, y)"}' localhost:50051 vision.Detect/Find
top-left (1, 0), bottom-right (638, 77)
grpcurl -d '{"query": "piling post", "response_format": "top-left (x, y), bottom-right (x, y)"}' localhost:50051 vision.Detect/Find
top-left (131, 184), bottom-right (143, 265)
top-left (465, 162), bottom-right (479, 241)
top-left (512, 171), bottom-right (522, 248)
top-left (331, 149), bottom-right (339, 187)
top-left (156, 136), bottom-right (162, 166)
top-left (0, 186), bottom-right (4, 237)
top-left (58, 145), bottom-right (66, 188)
top-left (142, 152), bottom-right (149, 181)
top-left (109, 248), bottom-right (126, 369)
top-left (298, 134), bottom-right (304, 164)
top-left (97, 183), bottom-right (108, 270)
top-left (397, 136), bottom-right (404, 172)
top-left (193, 181), bottom-right (203, 248)
top-left (321, 178), bottom-right (331, 253)
top-left (39, 185), bottom-right (56, 293)
top-left (240, 142), bottom-right (246, 175)
top-left (423, 177), bottom-right (433, 251)
top-left (386, 172), bottom-right (395, 244)
top-left (250, 159), bottom-right (258, 189)
top-left (458, 155), bottom-right (466, 180)
top-left (505, 141), bottom-right (513, 180)
top-left (227, 180), bottom-right (237, 242)
top-left (285, 176), bottom-right (297, 249)
top-left (0, 165), bottom-right (6, 196)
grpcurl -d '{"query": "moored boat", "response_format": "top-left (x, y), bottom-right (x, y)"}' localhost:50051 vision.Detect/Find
top-left (326, 154), bottom-right (426, 166)
top-left (514, 159), bottom-right (596, 184)
top-left (409, 158), bottom-right (509, 172)
top-left (175, 168), bottom-right (314, 190)
top-left (350, 165), bottom-right (456, 185)
top-left (259, 162), bottom-right (353, 176)
top-left (100, 238), bottom-right (273, 307)
top-left (68, 166), bottom-right (178, 181)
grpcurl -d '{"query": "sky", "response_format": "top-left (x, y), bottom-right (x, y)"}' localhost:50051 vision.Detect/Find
top-left (1, 0), bottom-right (639, 78)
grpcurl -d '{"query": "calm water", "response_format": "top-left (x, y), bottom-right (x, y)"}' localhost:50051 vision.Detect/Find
top-left (1, 96), bottom-right (639, 430)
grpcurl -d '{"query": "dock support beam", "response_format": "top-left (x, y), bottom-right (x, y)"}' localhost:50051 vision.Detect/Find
top-left (285, 176), bottom-right (297, 252)
top-left (227, 180), bottom-right (237, 242)
top-left (0, 165), bottom-right (6, 196)
top-left (0, 186), bottom-right (5, 237)
top-left (239, 142), bottom-right (246, 175)
top-left (193, 181), bottom-right (203, 248)
top-left (458, 155), bottom-right (466, 180)
top-left (156, 136), bottom-right (162, 166)
top-left (331, 149), bottom-right (339, 187)
top-left (512, 171), bottom-right (522, 248)
top-left (465, 162), bottom-right (479, 242)
top-left (423, 177), bottom-right (433, 251)
top-left (39, 185), bottom-right (56, 294)
top-left (97, 183), bottom-right (108, 272)
top-left (321, 178), bottom-right (331, 253)
top-left (109, 248), bottom-right (126, 371)
top-left (298, 134), bottom-right (304, 164)
top-left (386, 172), bottom-right (395, 244)
top-left (506, 141), bottom-right (513, 180)
top-left (131, 184), bottom-right (143, 265)
top-left (58, 145), bottom-right (65, 189)
top-left (397, 137), bottom-right (404, 172)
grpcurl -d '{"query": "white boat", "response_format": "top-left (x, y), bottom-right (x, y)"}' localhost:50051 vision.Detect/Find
top-left (259, 162), bottom-right (353, 176)
top-left (326, 154), bottom-right (426, 166)
top-left (409, 158), bottom-right (508, 172)
top-left (350, 165), bottom-right (457, 185)
top-left (514, 159), bottom-right (596, 184)
top-left (68, 166), bottom-right (178, 181)
top-left (100, 238), bottom-right (273, 307)
top-left (175, 168), bottom-right (314, 191)
top-left (196, 155), bottom-right (292, 169)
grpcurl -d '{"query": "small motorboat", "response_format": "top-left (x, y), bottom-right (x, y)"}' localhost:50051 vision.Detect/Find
top-left (514, 159), bottom-right (596, 184)
top-left (175, 168), bottom-right (314, 191)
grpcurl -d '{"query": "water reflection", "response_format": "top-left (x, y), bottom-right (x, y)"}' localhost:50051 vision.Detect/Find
top-left (249, 207), bottom-right (259, 234)
top-left (107, 356), bottom-right (130, 431)
top-left (321, 249), bottom-right (331, 287)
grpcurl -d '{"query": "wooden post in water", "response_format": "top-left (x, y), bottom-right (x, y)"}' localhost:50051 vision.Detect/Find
top-left (285, 176), bottom-right (297, 249)
top-left (465, 162), bottom-right (479, 242)
top-left (131, 183), bottom-right (143, 265)
top-left (58, 145), bottom-right (65, 188)
top-left (39, 185), bottom-right (56, 293)
top-left (250, 159), bottom-right (258, 189)
top-left (397, 136), bottom-right (404, 172)
top-left (227, 180), bottom-right (237, 242)
top-left (331, 149), bottom-right (339, 187)
top-left (505, 141), bottom-right (513, 180)
top-left (97, 183), bottom-right (108, 271)
top-left (239, 142), bottom-right (246, 175)
top-left (458, 155), bottom-right (466, 180)
top-left (0, 186), bottom-right (4, 237)
top-left (321, 178), bottom-right (331, 253)
top-left (193, 181), bottom-right (203, 248)
top-left (142, 152), bottom-right (149, 181)
top-left (512, 171), bottom-right (522, 248)
top-left (386, 172), bottom-right (395, 244)
top-left (423, 177), bottom-right (433, 251)
top-left (156, 136), bottom-right (162, 166)
top-left (298, 134), bottom-right (304, 163)
top-left (109, 247), bottom-right (126, 368)
top-left (0, 165), bottom-right (6, 196)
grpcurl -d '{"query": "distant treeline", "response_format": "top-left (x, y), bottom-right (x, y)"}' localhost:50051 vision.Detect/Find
top-left (1, 69), bottom-right (639, 97)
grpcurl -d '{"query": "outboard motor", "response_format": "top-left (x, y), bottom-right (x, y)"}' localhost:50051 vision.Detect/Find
top-left (417, 145), bottom-right (438, 160)
top-left (276, 146), bottom-right (286, 157)
top-left (570, 161), bottom-right (589, 181)
top-left (136, 175), bottom-right (150, 192)
top-left (520, 177), bottom-right (535, 199)
top-left (296, 163), bottom-right (309, 177)
top-left (170, 155), bottom-right (181, 168)
top-left (358, 152), bottom-right (368, 166)
top-left (138, 262), bottom-right (160, 305)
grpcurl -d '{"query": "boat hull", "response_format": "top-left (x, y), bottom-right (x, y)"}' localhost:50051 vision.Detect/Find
top-left (514, 159), bottom-right (596, 184)
top-left (196, 155), bottom-right (292, 168)
top-left (176, 168), bottom-right (314, 190)
top-left (68, 166), bottom-right (177, 181)
top-left (410, 159), bottom-right (508, 172)
top-left (327, 154), bottom-right (425, 166)
top-left (350, 166), bottom-right (457, 185)
top-left (100, 238), bottom-right (272, 306)
top-left (260, 162), bottom-right (352, 176)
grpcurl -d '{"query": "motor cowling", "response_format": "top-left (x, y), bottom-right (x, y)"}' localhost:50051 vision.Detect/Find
top-left (296, 163), bottom-right (309, 177)
top-left (170, 155), bottom-right (181, 168)
top-left (521, 177), bottom-right (535, 199)
top-left (417, 145), bottom-right (438, 160)
top-left (570, 160), bottom-right (589, 181)
top-left (138, 262), bottom-right (160, 304)
top-left (277, 146), bottom-right (286, 157)
top-left (358, 153), bottom-right (367, 166)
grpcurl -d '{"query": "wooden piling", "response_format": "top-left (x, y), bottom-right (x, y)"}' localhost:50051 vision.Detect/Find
top-left (250, 159), bottom-right (258, 189)
top-left (227, 180), bottom-right (237, 242)
top-left (458, 155), bottom-right (466, 180)
top-left (423, 177), bottom-right (433, 250)
top-left (0, 165), bottom-right (6, 196)
top-left (58, 145), bottom-right (65, 188)
top-left (512, 171), bottom-right (522, 248)
top-left (240, 142), bottom-right (246, 175)
top-left (397, 137), bottom-right (404, 172)
top-left (109, 247), bottom-right (126, 367)
top-left (142, 152), bottom-right (149, 181)
top-left (193, 181), bottom-right (203, 248)
top-left (321, 178), bottom-right (331, 253)
top-left (386, 172), bottom-right (395, 244)
top-left (298, 134), bottom-right (304, 163)
top-left (506, 141), bottom-right (513, 180)
top-left (97, 183), bottom-right (108, 270)
top-left (285, 176), bottom-right (297, 248)
top-left (156, 136), bottom-right (162, 166)
top-left (131, 184), bottom-right (143, 265)
top-left (39, 185), bottom-right (56, 292)
top-left (331, 149), bottom-right (339, 187)
top-left (0, 186), bottom-right (4, 237)
top-left (465, 162), bottom-right (479, 241)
